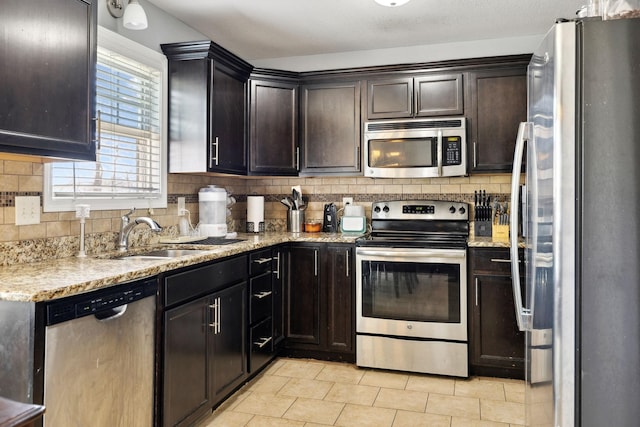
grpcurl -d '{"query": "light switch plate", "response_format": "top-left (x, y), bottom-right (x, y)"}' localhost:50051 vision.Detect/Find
top-left (15, 196), bottom-right (41, 225)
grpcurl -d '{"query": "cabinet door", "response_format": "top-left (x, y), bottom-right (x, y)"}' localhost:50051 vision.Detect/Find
top-left (301, 81), bottom-right (361, 175)
top-left (163, 296), bottom-right (210, 427)
top-left (366, 78), bottom-right (413, 119)
top-left (467, 67), bottom-right (527, 172)
top-left (249, 80), bottom-right (298, 175)
top-left (210, 61), bottom-right (247, 174)
top-left (210, 281), bottom-right (247, 402)
top-left (0, 0), bottom-right (96, 160)
top-left (323, 245), bottom-right (354, 354)
top-left (286, 245), bottom-right (321, 345)
top-left (272, 246), bottom-right (288, 347)
top-left (415, 73), bottom-right (464, 117)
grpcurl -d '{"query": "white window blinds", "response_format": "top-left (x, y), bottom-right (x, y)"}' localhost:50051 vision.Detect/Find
top-left (45, 27), bottom-right (167, 212)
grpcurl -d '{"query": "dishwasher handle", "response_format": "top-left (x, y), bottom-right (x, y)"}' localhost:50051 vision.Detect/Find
top-left (94, 304), bottom-right (128, 321)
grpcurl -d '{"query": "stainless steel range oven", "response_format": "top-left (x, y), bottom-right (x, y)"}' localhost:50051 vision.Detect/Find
top-left (355, 200), bottom-right (469, 377)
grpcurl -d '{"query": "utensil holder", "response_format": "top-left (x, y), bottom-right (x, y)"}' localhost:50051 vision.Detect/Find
top-left (288, 210), bottom-right (305, 233)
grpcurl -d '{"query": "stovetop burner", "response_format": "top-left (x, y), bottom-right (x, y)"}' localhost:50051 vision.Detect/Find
top-left (356, 200), bottom-right (469, 249)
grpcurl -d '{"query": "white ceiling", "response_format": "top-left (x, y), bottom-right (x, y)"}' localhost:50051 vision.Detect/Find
top-left (146, 0), bottom-right (585, 70)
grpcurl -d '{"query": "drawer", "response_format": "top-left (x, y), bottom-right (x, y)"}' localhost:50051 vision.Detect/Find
top-left (470, 248), bottom-right (524, 276)
top-left (250, 249), bottom-right (273, 276)
top-left (249, 272), bottom-right (272, 324)
top-left (249, 317), bottom-right (273, 373)
top-left (164, 255), bottom-right (248, 307)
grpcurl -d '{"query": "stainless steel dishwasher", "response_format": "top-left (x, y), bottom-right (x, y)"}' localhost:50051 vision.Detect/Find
top-left (43, 277), bottom-right (157, 426)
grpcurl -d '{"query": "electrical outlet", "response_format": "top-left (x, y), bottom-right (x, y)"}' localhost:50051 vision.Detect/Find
top-left (342, 197), bottom-right (353, 206)
top-left (177, 197), bottom-right (186, 215)
top-left (15, 196), bottom-right (41, 225)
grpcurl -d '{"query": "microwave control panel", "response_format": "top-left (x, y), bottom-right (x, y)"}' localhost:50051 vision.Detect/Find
top-left (443, 136), bottom-right (462, 166)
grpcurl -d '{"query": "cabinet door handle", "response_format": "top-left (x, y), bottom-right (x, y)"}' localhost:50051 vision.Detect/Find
top-left (210, 137), bottom-right (219, 168)
top-left (475, 278), bottom-right (479, 307)
top-left (490, 258), bottom-right (521, 263)
top-left (94, 110), bottom-right (102, 151)
top-left (314, 249), bottom-right (318, 277)
top-left (216, 297), bottom-right (221, 334)
top-left (356, 145), bottom-right (360, 170)
top-left (253, 291), bottom-right (272, 299)
top-left (253, 257), bottom-right (272, 265)
top-left (253, 336), bottom-right (272, 348)
top-left (473, 141), bottom-right (477, 168)
top-left (296, 147), bottom-right (300, 170)
top-left (273, 252), bottom-right (281, 279)
top-left (208, 300), bottom-right (218, 333)
top-left (345, 249), bottom-right (350, 277)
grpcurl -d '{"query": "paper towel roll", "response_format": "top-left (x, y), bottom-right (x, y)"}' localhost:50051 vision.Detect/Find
top-left (247, 196), bottom-right (264, 232)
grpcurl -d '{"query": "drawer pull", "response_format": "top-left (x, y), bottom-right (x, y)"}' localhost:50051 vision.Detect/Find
top-left (253, 291), bottom-right (272, 299)
top-left (490, 258), bottom-right (518, 263)
top-left (253, 336), bottom-right (272, 348)
top-left (253, 257), bottom-right (273, 265)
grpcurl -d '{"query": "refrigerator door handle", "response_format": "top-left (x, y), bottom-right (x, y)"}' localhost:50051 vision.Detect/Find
top-left (510, 121), bottom-right (532, 332)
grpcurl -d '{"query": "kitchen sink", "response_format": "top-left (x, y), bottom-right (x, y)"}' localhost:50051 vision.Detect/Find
top-left (111, 249), bottom-right (210, 260)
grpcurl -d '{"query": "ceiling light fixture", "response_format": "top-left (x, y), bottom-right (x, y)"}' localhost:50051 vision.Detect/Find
top-left (107, 0), bottom-right (148, 30)
top-left (374, 0), bottom-right (411, 7)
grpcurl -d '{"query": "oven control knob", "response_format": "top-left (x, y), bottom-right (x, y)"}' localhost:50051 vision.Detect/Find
top-left (407, 324), bottom-right (413, 330)
top-left (373, 206), bottom-right (381, 213)
top-left (382, 206), bottom-right (390, 213)
top-left (449, 205), bottom-right (456, 214)
top-left (458, 206), bottom-right (466, 214)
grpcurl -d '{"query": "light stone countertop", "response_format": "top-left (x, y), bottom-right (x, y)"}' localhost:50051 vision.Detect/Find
top-left (0, 232), bottom-right (361, 303)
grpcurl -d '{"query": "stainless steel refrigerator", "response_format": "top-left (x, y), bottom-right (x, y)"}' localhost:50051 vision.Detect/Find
top-left (509, 17), bottom-right (640, 427)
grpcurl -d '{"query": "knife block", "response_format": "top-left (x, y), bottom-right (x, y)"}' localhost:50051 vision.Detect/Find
top-left (474, 220), bottom-right (492, 237)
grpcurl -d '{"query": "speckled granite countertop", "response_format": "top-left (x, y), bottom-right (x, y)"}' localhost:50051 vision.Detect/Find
top-left (0, 232), bottom-right (361, 303)
top-left (467, 235), bottom-right (525, 248)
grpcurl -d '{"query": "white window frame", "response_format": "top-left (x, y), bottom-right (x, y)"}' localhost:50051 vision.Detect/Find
top-left (44, 26), bottom-right (168, 212)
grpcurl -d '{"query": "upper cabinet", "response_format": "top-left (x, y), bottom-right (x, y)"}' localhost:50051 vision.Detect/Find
top-left (300, 80), bottom-right (361, 175)
top-left (366, 73), bottom-right (463, 120)
top-left (0, 0), bottom-right (97, 160)
top-left (162, 41), bottom-right (252, 175)
top-left (466, 65), bottom-right (527, 173)
top-left (249, 72), bottom-right (299, 176)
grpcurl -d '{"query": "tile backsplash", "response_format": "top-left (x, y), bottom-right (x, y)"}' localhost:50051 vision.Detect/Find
top-left (0, 157), bottom-right (516, 263)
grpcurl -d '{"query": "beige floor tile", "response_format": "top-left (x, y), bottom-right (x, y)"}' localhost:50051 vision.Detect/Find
top-left (359, 370), bottom-right (409, 390)
top-left (215, 389), bottom-right (252, 412)
top-left (261, 358), bottom-right (288, 375)
top-left (426, 394), bottom-right (481, 419)
top-left (272, 359), bottom-right (325, 380)
top-left (324, 382), bottom-right (381, 406)
top-left (278, 377), bottom-right (333, 400)
top-left (405, 375), bottom-right (456, 395)
top-left (373, 388), bottom-right (428, 412)
top-left (234, 392), bottom-right (296, 418)
top-left (303, 424), bottom-right (335, 427)
top-left (455, 378), bottom-right (506, 401)
top-left (316, 361), bottom-right (366, 384)
top-left (392, 409), bottom-right (451, 427)
top-left (480, 400), bottom-right (525, 425)
top-left (203, 410), bottom-right (254, 426)
top-left (247, 415), bottom-right (306, 426)
top-left (334, 403), bottom-right (396, 427)
top-left (451, 417), bottom-right (510, 426)
top-left (249, 374), bottom-right (290, 394)
top-left (282, 398), bottom-right (345, 425)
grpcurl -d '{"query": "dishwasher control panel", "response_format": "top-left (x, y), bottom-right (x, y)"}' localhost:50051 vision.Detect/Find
top-left (46, 277), bottom-right (157, 326)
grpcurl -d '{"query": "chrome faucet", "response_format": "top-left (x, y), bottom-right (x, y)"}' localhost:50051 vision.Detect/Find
top-left (118, 208), bottom-right (162, 252)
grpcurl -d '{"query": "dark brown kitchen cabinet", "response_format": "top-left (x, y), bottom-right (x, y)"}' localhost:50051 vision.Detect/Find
top-left (466, 66), bottom-right (527, 173)
top-left (284, 243), bottom-right (354, 361)
top-left (161, 41), bottom-right (252, 175)
top-left (0, 0), bottom-right (97, 160)
top-left (469, 247), bottom-right (525, 379)
top-left (300, 81), bottom-right (361, 175)
top-left (249, 76), bottom-right (299, 175)
top-left (161, 256), bottom-right (248, 427)
top-left (366, 73), bottom-right (464, 119)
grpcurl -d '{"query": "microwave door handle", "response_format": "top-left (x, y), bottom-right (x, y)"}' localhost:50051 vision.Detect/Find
top-left (437, 130), bottom-right (443, 176)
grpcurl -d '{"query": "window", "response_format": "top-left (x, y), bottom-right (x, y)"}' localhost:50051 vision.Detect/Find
top-left (44, 27), bottom-right (167, 212)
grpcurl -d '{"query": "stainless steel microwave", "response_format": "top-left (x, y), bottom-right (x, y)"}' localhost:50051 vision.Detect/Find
top-left (363, 117), bottom-right (467, 178)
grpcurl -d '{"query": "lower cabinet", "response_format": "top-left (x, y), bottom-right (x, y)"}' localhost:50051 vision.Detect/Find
top-left (469, 248), bottom-right (525, 379)
top-left (161, 256), bottom-right (248, 427)
top-left (284, 243), bottom-right (354, 361)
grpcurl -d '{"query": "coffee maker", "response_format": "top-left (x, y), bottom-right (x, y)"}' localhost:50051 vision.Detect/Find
top-left (322, 203), bottom-right (338, 232)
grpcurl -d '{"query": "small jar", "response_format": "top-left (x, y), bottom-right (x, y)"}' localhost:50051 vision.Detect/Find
top-left (304, 221), bottom-right (322, 233)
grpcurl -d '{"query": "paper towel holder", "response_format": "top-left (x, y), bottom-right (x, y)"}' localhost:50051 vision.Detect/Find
top-left (246, 195), bottom-right (265, 233)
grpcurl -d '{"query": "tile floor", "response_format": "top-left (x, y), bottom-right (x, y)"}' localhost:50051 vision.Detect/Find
top-left (199, 358), bottom-right (525, 427)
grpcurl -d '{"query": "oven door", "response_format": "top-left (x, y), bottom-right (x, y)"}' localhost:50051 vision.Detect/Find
top-left (356, 247), bottom-right (467, 341)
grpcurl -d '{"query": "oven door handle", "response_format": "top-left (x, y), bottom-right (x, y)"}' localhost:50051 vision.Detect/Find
top-left (356, 249), bottom-right (466, 259)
